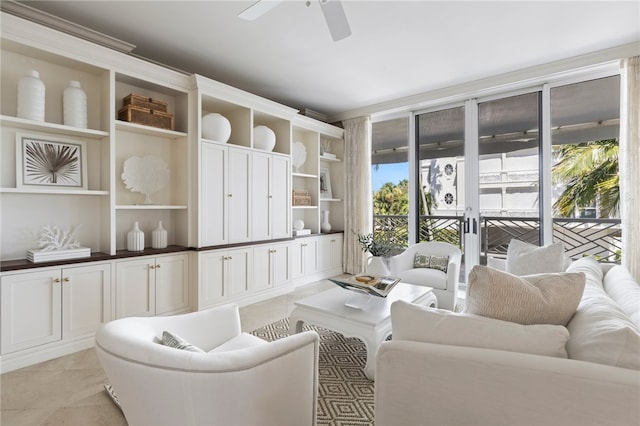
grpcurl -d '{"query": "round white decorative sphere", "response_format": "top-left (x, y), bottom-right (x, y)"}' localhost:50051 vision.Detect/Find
top-left (202, 113), bottom-right (231, 142)
top-left (253, 125), bottom-right (276, 151)
top-left (294, 219), bottom-right (305, 230)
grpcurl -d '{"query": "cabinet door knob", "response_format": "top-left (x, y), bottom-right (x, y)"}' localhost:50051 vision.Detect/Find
top-left (268, 195), bottom-right (273, 198)
top-left (228, 193), bottom-right (233, 197)
top-left (155, 264), bottom-right (161, 268)
top-left (150, 265), bottom-right (156, 269)
top-left (53, 278), bottom-right (61, 283)
top-left (63, 277), bottom-right (70, 282)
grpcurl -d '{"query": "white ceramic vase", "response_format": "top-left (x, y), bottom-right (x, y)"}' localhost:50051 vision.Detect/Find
top-left (321, 210), bottom-right (332, 233)
top-left (202, 113), bottom-right (231, 142)
top-left (17, 69), bottom-right (45, 122)
top-left (366, 256), bottom-right (390, 276)
top-left (152, 221), bottom-right (168, 249)
top-left (63, 80), bottom-right (87, 128)
top-left (253, 125), bottom-right (276, 151)
top-left (127, 221), bottom-right (145, 252)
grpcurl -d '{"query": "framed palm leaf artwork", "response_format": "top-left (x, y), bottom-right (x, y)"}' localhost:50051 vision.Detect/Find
top-left (16, 133), bottom-right (88, 190)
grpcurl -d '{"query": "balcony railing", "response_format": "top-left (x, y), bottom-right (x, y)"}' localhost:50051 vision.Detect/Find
top-left (373, 214), bottom-right (622, 263)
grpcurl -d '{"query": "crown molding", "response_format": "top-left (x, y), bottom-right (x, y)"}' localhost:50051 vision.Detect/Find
top-left (0, 0), bottom-right (135, 54)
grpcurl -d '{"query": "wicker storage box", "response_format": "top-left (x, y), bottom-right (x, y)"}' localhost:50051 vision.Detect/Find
top-left (292, 190), bottom-right (312, 206)
top-left (123, 93), bottom-right (168, 113)
top-left (118, 105), bottom-right (174, 130)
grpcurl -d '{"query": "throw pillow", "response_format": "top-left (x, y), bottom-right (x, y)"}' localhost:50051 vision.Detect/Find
top-left (505, 239), bottom-right (565, 275)
top-left (465, 265), bottom-right (585, 326)
top-left (413, 253), bottom-right (449, 273)
top-left (391, 300), bottom-right (570, 358)
top-left (161, 331), bottom-right (205, 353)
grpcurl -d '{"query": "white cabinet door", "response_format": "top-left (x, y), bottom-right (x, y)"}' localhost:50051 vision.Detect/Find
top-left (252, 152), bottom-right (272, 241)
top-left (201, 142), bottom-right (227, 246)
top-left (291, 240), bottom-right (305, 280)
top-left (271, 155), bottom-right (291, 240)
top-left (329, 234), bottom-right (344, 270)
top-left (304, 238), bottom-right (319, 276)
top-left (252, 244), bottom-right (272, 292)
top-left (319, 234), bottom-right (343, 272)
top-left (228, 147), bottom-right (252, 243)
top-left (227, 247), bottom-right (252, 298)
top-left (155, 254), bottom-right (189, 315)
top-left (292, 238), bottom-right (318, 279)
top-left (1, 269), bottom-right (62, 354)
top-left (199, 248), bottom-right (251, 308)
top-left (116, 258), bottom-right (155, 318)
top-left (62, 263), bottom-right (111, 339)
top-left (199, 250), bottom-right (227, 307)
top-left (253, 242), bottom-right (291, 291)
top-left (271, 242), bottom-right (291, 287)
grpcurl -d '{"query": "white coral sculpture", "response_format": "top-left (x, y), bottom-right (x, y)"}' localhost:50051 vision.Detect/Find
top-left (121, 155), bottom-right (170, 204)
top-left (320, 139), bottom-right (332, 155)
top-left (36, 225), bottom-right (81, 251)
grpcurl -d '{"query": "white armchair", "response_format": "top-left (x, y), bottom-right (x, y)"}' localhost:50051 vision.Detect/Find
top-left (95, 304), bottom-right (319, 426)
top-left (387, 241), bottom-right (461, 310)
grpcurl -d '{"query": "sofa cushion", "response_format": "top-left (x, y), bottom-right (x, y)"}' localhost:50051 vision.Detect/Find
top-left (465, 265), bottom-right (585, 326)
top-left (567, 269), bottom-right (640, 370)
top-left (506, 239), bottom-right (565, 275)
top-left (603, 265), bottom-right (640, 329)
top-left (566, 256), bottom-right (604, 289)
top-left (397, 268), bottom-right (448, 290)
top-left (413, 253), bottom-right (449, 273)
top-left (161, 331), bottom-right (205, 353)
top-left (391, 300), bottom-right (570, 358)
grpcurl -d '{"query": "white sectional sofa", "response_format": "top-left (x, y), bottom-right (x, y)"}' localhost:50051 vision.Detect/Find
top-left (375, 257), bottom-right (640, 426)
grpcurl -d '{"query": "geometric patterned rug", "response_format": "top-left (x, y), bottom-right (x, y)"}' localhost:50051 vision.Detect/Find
top-left (251, 318), bottom-right (374, 425)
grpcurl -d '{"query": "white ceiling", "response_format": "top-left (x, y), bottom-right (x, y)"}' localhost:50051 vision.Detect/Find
top-left (10, 0), bottom-right (640, 120)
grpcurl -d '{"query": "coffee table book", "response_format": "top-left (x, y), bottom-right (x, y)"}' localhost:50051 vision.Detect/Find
top-left (27, 247), bottom-right (91, 263)
top-left (329, 275), bottom-right (401, 298)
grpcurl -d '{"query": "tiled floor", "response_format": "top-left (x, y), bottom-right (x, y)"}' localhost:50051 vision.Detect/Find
top-left (0, 279), bottom-right (334, 426)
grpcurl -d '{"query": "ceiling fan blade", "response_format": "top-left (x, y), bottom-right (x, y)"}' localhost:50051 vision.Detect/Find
top-left (319, 0), bottom-right (352, 41)
top-left (239, 0), bottom-right (282, 21)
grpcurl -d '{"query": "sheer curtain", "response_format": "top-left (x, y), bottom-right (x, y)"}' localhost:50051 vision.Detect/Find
top-left (342, 116), bottom-right (372, 274)
top-left (619, 56), bottom-right (640, 282)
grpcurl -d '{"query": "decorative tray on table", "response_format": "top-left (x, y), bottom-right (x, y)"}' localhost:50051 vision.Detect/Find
top-left (329, 275), bottom-right (401, 298)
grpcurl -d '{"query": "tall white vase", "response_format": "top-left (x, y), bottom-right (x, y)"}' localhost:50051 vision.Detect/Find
top-left (63, 80), bottom-right (87, 128)
top-left (17, 69), bottom-right (45, 122)
top-left (321, 210), bottom-right (332, 233)
top-left (127, 221), bottom-right (145, 252)
top-left (152, 221), bottom-right (168, 249)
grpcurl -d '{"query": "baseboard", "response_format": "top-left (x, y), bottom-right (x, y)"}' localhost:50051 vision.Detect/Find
top-left (1, 336), bottom-right (95, 374)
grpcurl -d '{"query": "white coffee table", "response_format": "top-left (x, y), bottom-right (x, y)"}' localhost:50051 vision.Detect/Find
top-left (289, 282), bottom-right (437, 380)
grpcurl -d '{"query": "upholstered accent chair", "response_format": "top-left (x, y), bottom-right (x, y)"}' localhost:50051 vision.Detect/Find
top-left (95, 304), bottom-right (319, 426)
top-left (387, 241), bottom-right (462, 310)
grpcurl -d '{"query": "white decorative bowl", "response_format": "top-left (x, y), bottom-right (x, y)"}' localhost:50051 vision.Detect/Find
top-left (254, 125), bottom-right (276, 151)
top-left (202, 113), bottom-right (231, 142)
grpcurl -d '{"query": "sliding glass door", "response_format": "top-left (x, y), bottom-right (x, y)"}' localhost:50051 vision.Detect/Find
top-left (476, 92), bottom-right (542, 264)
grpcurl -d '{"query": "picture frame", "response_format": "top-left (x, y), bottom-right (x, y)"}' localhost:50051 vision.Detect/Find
top-left (16, 133), bottom-right (88, 190)
top-left (320, 167), bottom-right (333, 199)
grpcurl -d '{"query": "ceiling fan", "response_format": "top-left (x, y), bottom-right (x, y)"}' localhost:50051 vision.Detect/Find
top-left (239, 0), bottom-right (352, 42)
